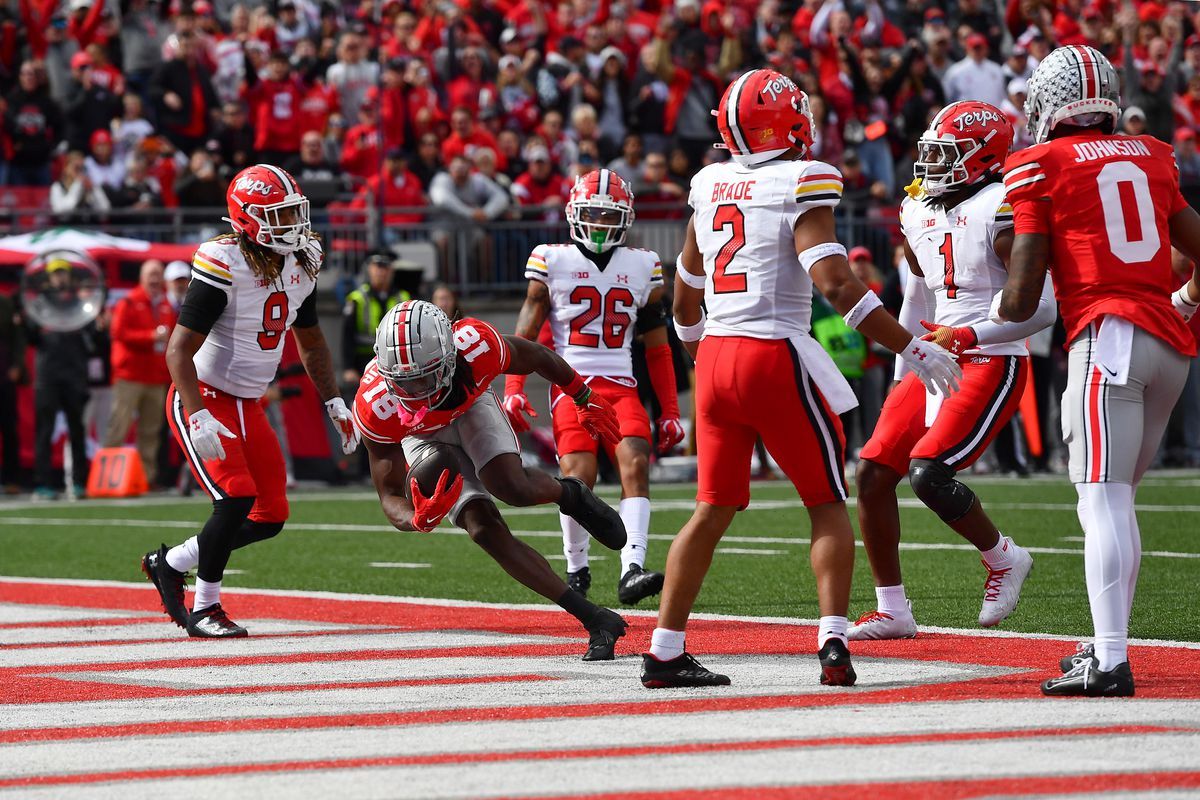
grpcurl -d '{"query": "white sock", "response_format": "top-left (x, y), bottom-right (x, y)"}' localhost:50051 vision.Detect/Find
top-left (818, 615), bottom-right (848, 648)
top-left (980, 534), bottom-right (1015, 570)
top-left (561, 513), bottom-right (589, 572)
top-left (649, 627), bottom-right (685, 661)
top-left (1077, 482), bottom-right (1136, 671)
top-left (619, 496), bottom-right (651, 574)
top-left (165, 536), bottom-right (200, 572)
top-left (193, 578), bottom-right (221, 612)
top-left (875, 585), bottom-right (909, 618)
top-left (1126, 491), bottom-right (1141, 620)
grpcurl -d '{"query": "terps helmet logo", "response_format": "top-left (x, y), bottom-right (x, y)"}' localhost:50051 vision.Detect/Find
top-left (760, 75), bottom-right (798, 102)
top-left (234, 177), bottom-right (275, 196)
top-left (953, 109), bottom-right (1002, 130)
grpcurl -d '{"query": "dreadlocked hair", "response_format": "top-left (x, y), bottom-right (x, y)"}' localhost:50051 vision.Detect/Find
top-left (207, 231), bottom-right (323, 281)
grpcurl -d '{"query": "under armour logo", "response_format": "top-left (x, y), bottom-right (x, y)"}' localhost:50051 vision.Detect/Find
top-left (617, 274), bottom-right (630, 284)
top-left (911, 347), bottom-right (926, 361)
top-left (290, 273), bottom-right (301, 284)
top-left (202, 388), bottom-right (217, 397)
top-left (956, 216), bottom-right (968, 227)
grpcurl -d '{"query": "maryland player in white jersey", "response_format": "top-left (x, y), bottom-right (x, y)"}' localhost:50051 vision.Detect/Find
top-left (850, 101), bottom-right (1057, 642)
top-left (503, 169), bottom-right (684, 607)
top-left (642, 69), bottom-right (963, 689)
top-left (139, 164), bottom-right (359, 638)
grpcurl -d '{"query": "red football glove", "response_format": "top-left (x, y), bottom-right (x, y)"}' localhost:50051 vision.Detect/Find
top-left (574, 387), bottom-right (621, 445)
top-left (656, 416), bottom-right (685, 455)
top-left (409, 469), bottom-right (464, 532)
top-left (502, 392), bottom-right (537, 432)
top-left (919, 320), bottom-right (978, 357)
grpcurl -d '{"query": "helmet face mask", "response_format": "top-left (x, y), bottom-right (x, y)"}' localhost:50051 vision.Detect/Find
top-left (915, 137), bottom-right (974, 195)
top-left (566, 169), bottom-right (635, 254)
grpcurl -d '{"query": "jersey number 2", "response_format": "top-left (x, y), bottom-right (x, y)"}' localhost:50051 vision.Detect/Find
top-left (938, 234), bottom-right (958, 299)
top-left (712, 204), bottom-right (748, 294)
top-left (257, 291), bottom-right (289, 350)
top-left (569, 287), bottom-right (635, 348)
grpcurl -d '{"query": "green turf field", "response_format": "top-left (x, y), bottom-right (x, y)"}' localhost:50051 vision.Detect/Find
top-left (1, 472), bottom-right (1197, 641)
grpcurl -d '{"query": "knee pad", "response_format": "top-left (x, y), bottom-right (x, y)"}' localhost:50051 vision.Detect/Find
top-left (908, 459), bottom-right (975, 523)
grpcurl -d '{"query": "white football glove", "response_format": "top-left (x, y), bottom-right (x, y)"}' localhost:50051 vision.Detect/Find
top-left (325, 397), bottom-right (360, 454)
top-left (899, 337), bottom-right (962, 396)
top-left (188, 408), bottom-right (236, 461)
top-left (1172, 283), bottom-right (1198, 322)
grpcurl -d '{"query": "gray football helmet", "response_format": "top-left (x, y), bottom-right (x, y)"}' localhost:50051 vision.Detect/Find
top-left (1024, 44), bottom-right (1120, 145)
top-left (374, 300), bottom-right (456, 405)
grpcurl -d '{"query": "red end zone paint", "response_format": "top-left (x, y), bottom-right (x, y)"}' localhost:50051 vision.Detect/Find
top-left (1, 726), bottom-right (1190, 790)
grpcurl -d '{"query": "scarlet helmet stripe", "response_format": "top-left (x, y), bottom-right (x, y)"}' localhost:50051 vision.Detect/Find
top-left (1074, 46), bottom-right (1098, 103)
top-left (394, 301), bottom-right (412, 366)
top-left (725, 71), bottom-right (753, 156)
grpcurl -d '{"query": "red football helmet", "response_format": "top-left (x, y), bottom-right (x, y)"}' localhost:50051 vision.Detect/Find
top-left (565, 168), bottom-right (635, 254)
top-left (914, 101), bottom-right (1014, 197)
top-left (224, 164), bottom-right (311, 254)
top-left (715, 68), bottom-right (815, 165)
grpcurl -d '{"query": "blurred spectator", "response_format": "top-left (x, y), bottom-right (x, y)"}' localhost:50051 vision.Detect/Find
top-left (569, 103), bottom-right (617, 164)
top-left (103, 259), bottom-right (176, 488)
top-left (5, 61), bottom-right (63, 186)
top-left (537, 109), bottom-right (577, 169)
top-left (943, 32), bottom-right (1007, 108)
top-left (511, 146), bottom-right (571, 220)
top-left (649, 26), bottom-right (731, 170)
top-left (0, 292), bottom-right (25, 494)
top-left (326, 31), bottom-right (378, 124)
top-left (119, 0), bottom-right (170, 100)
top-left (447, 47), bottom-right (497, 116)
top-left (50, 151), bottom-right (111, 219)
top-left (404, 59), bottom-right (447, 139)
top-left (284, 130), bottom-right (344, 193)
top-left (85, 129), bottom-right (125, 193)
top-left (113, 93), bottom-right (156, 162)
top-left (164, 260), bottom-right (191, 312)
top-left (274, 0), bottom-right (315, 54)
top-left (65, 50), bottom-right (123, 152)
top-left (1003, 78), bottom-right (1033, 150)
top-left (410, 131), bottom-right (445, 190)
top-left (339, 101), bottom-right (383, 182)
top-left (213, 101), bottom-right (254, 176)
top-left (473, 148), bottom-right (510, 191)
top-left (150, 30), bottom-right (218, 155)
top-left (244, 51), bottom-right (304, 164)
top-left (1002, 42), bottom-right (1032, 83)
top-left (431, 283), bottom-right (462, 320)
top-left (107, 152), bottom-right (162, 210)
top-left (1121, 3), bottom-right (1180, 143)
top-left (496, 54), bottom-right (539, 133)
top-left (442, 106), bottom-right (507, 173)
top-left (430, 154), bottom-right (510, 272)
top-left (497, 129), bottom-right (527, 180)
top-left (606, 133), bottom-right (644, 180)
top-left (369, 64), bottom-right (408, 153)
top-left (174, 148), bottom-right (225, 207)
top-left (341, 252), bottom-right (411, 386)
top-left (352, 148), bottom-right (425, 234)
top-left (1121, 105), bottom-right (1148, 136)
top-left (590, 47), bottom-right (631, 146)
top-left (632, 151), bottom-right (685, 218)
top-left (1177, 128), bottom-right (1200, 205)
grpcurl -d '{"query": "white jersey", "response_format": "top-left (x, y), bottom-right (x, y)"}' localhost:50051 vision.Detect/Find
top-left (899, 182), bottom-right (1023, 356)
top-left (189, 236), bottom-right (321, 398)
top-left (525, 243), bottom-right (663, 378)
top-left (688, 158), bottom-right (844, 340)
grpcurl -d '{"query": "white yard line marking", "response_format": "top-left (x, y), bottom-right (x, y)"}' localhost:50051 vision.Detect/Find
top-left (367, 563), bottom-right (432, 569)
top-left (717, 548), bottom-right (789, 555)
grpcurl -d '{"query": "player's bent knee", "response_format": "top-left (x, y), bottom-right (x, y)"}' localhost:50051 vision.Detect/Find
top-left (908, 458), bottom-right (975, 523)
top-left (460, 500), bottom-right (511, 550)
top-left (213, 496), bottom-right (256, 522)
top-left (856, 459), bottom-right (902, 499)
top-left (484, 471), bottom-right (538, 508)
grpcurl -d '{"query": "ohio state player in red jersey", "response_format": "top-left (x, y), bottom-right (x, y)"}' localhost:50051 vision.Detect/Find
top-left (1000, 45), bottom-right (1200, 696)
top-left (642, 69), bottom-right (962, 689)
top-left (505, 168), bottom-right (683, 608)
top-left (353, 300), bottom-right (631, 660)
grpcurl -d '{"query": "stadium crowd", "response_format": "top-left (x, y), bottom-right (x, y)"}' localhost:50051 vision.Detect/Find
top-left (7, 0), bottom-right (1200, 222)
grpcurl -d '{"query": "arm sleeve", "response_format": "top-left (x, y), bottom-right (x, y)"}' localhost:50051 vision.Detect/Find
top-left (894, 271), bottom-right (933, 380)
top-left (177, 277), bottom-right (229, 334)
top-left (635, 297), bottom-right (667, 333)
top-left (973, 275), bottom-right (1056, 346)
top-left (293, 289), bottom-right (318, 328)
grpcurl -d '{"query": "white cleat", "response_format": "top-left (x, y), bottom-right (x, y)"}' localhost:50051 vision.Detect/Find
top-left (848, 600), bottom-right (918, 641)
top-left (978, 540), bottom-right (1034, 628)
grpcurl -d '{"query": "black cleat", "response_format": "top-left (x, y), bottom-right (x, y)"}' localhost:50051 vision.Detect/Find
top-left (567, 567), bottom-right (591, 599)
top-left (1042, 659), bottom-right (1134, 697)
top-left (141, 544), bottom-right (189, 628)
top-left (818, 638), bottom-right (857, 686)
top-left (641, 652), bottom-right (731, 688)
top-left (617, 564), bottom-right (665, 605)
top-left (557, 477), bottom-right (626, 550)
top-left (186, 603), bottom-right (248, 638)
top-left (582, 607), bottom-right (627, 661)
top-left (1059, 642), bottom-right (1098, 673)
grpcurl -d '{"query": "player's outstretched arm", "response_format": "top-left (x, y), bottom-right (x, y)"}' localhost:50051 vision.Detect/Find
top-left (502, 334), bottom-right (621, 444)
top-left (1168, 206), bottom-right (1200, 319)
top-left (294, 318), bottom-right (360, 454)
top-left (672, 218), bottom-right (706, 360)
top-left (798, 206), bottom-right (961, 395)
top-left (997, 233), bottom-right (1050, 323)
top-left (364, 438), bottom-right (422, 532)
top-left (503, 279), bottom-right (552, 431)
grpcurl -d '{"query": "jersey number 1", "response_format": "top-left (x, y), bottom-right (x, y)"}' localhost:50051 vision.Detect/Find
top-left (257, 291), bottom-right (289, 350)
top-left (712, 204), bottom-right (748, 294)
top-left (938, 234), bottom-right (958, 299)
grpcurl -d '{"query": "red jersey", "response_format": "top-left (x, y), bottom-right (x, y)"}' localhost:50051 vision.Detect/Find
top-left (1005, 133), bottom-right (1197, 357)
top-left (353, 318), bottom-right (512, 444)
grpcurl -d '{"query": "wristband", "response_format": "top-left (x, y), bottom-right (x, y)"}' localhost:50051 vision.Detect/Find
top-left (798, 242), bottom-right (847, 273)
top-left (674, 310), bottom-right (706, 342)
top-left (843, 291), bottom-right (882, 330)
top-left (676, 263), bottom-right (707, 289)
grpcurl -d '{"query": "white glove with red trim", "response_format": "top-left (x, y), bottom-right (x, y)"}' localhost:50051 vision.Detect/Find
top-left (898, 337), bottom-right (962, 396)
top-left (325, 397), bottom-right (360, 454)
top-left (188, 408), bottom-right (236, 462)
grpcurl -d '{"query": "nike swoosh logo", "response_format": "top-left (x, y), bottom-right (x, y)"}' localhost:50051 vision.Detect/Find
top-left (1101, 365), bottom-right (1119, 378)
